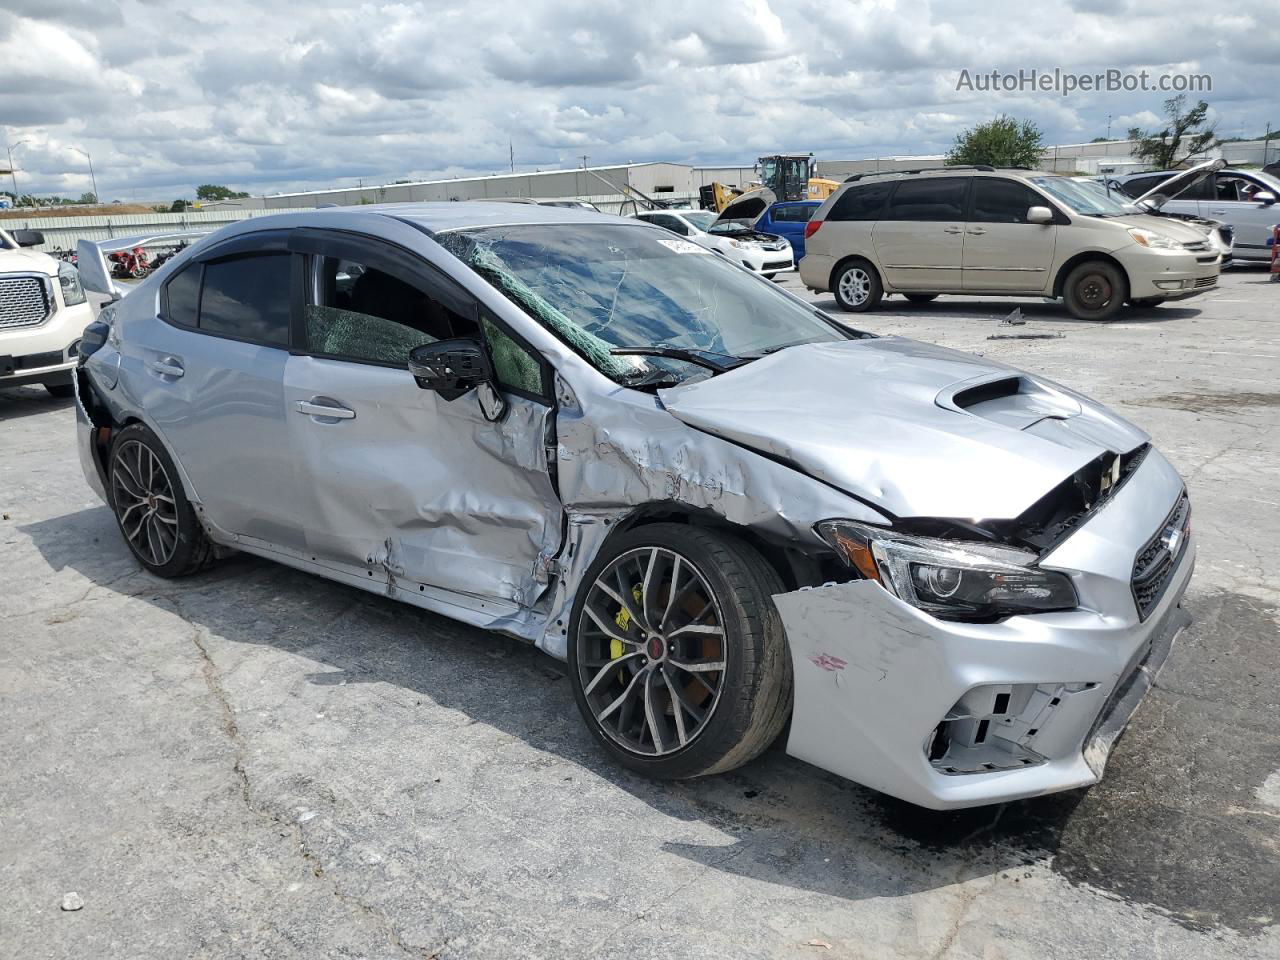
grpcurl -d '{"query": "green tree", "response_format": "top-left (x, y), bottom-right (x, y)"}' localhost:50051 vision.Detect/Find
top-left (195, 184), bottom-right (250, 201)
top-left (79, 192), bottom-right (98, 204)
top-left (169, 199), bottom-right (192, 212)
top-left (947, 115), bottom-right (1045, 168)
top-left (1128, 95), bottom-right (1217, 168)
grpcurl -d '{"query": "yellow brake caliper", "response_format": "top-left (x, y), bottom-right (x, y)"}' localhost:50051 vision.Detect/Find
top-left (610, 584), bottom-right (644, 661)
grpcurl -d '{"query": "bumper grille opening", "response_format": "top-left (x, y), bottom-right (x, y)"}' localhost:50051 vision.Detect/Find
top-left (1131, 493), bottom-right (1191, 621)
top-left (927, 681), bottom-right (1097, 775)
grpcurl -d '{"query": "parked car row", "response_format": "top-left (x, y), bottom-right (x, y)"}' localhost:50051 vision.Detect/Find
top-left (629, 163), bottom-right (1236, 322)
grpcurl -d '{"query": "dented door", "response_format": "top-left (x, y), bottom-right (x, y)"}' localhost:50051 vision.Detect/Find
top-left (284, 354), bottom-right (563, 609)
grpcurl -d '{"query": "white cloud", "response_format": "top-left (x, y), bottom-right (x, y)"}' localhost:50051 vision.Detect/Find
top-left (0, 0), bottom-right (1273, 200)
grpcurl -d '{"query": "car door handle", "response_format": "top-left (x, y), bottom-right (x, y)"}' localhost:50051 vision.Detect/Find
top-left (943, 226), bottom-right (964, 234)
top-left (1208, 208), bottom-right (1227, 215)
top-left (148, 357), bottom-right (184, 378)
top-left (966, 227), bottom-right (987, 235)
top-left (295, 399), bottom-right (356, 420)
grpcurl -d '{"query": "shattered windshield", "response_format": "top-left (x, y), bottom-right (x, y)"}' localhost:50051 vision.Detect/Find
top-left (437, 223), bottom-right (852, 387)
top-left (1030, 176), bottom-right (1131, 217)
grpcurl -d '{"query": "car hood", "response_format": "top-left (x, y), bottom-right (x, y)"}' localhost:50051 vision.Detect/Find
top-left (658, 338), bottom-right (1148, 521)
top-left (713, 187), bottom-right (776, 229)
top-left (0, 247), bottom-right (58, 277)
top-left (1131, 158), bottom-right (1225, 210)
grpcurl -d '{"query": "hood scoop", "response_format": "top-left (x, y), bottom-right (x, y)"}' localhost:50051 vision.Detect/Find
top-left (659, 339), bottom-right (1147, 520)
top-left (939, 375), bottom-right (1082, 431)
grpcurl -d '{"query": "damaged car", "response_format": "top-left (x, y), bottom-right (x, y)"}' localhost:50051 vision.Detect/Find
top-left (73, 203), bottom-right (1194, 809)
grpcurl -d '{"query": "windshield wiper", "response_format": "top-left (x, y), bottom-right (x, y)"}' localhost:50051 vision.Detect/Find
top-left (610, 346), bottom-right (745, 374)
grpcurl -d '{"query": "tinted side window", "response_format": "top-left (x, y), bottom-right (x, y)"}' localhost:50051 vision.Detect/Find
top-left (828, 182), bottom-right (891, 221)
top-left (970, 179), bottom-right (1045, 223)
top-left (773, 203), bottom-right (815, 222)
top-left (884, 178), bottom-right (968, 221)
top-left (648, 215), bottom-right (688, 235)
top-left (305, 257), bottom-right (480, 366)
top-left (164, 262), bottom-right (201, 327)
top-left (198, 254), bottom-right (291, 345)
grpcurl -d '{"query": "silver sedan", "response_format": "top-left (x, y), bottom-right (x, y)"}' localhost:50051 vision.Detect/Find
top-left (73, 202), bottom-right (1194, 809)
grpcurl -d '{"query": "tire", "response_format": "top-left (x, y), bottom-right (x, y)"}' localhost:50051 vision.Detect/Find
top-left (832, 259), bottom-right (883, 312)
top-left (43, 382), bottom-right (75, 398)
top-left (107, 423), bottom-right (215, 577)
top-left (904, 293), bottom-right (939, 304)
top-left (763, 272), bottom-right (778, 280)
top-left (567, 522), bottom-right (793, 780)
top-left (1063, 260), bottom-right (1127, 321)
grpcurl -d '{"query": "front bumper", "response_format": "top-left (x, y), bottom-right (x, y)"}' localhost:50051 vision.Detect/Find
top-left (775, 447), bottom-right (1194, 809)
top-left (738, 247), bottom-right (795, 274)
top-left (0, 300), bottom-right (91, 388)
top-left (1122, 249), bottom-right (1220, 301)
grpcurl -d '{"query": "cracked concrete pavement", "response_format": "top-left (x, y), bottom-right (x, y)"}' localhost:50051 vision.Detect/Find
top-left (2, 266), bottom-right (1278, 959)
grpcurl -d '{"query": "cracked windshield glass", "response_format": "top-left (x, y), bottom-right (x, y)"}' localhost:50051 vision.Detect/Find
top-left (437, 223), bottom-right (853, 387)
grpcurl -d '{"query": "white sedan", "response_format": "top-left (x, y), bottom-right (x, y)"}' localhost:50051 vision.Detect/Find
top-left (633, 209), bottom-right (795, 278)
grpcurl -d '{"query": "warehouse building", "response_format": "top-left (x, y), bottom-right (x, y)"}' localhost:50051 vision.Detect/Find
top-left (207, 162), bottom-right (698, 211)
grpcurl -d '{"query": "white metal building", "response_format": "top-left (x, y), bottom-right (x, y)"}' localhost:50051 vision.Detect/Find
top-left (206, 162), bottom-right (697, 211)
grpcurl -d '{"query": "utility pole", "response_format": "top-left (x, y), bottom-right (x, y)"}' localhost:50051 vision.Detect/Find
top-left (580, 155), bottom-right (589, 169)
top-left (509, 139), bottom-right (514, 173)
top-left (1265, 122), bottom-right (1274, 168)
top-left (6, 138), bottom-right (28, 205)
top-left (72, 147), bottom-right (98, 202)
top-left (1105, 114), bottom-right (1112, 139)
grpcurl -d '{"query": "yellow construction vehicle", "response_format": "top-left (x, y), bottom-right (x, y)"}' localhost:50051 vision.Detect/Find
top-left (700, 154), bottom-right (841, 212)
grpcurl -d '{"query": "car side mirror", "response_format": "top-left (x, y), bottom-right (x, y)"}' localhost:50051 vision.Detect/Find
top-left (1027, 206), bottom-right (1054, 224)
top-left (1254, 191), bottom-right (1277, 206)
top-left (12, 229), bottom-right (44, 247)
top-left (408, 338), bottom-right (507, 419)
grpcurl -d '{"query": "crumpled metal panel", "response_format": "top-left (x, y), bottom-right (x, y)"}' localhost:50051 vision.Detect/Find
top-left (533, 378), bottom-right (891, 658)
top-left (773, 453), bottom-right (1194, 809)
top-left (658, 336), bottom-right (1149, 521)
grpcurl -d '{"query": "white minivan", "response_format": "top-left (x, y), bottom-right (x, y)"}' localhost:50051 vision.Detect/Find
top-left (799, 166), bottom-right (1222, 321)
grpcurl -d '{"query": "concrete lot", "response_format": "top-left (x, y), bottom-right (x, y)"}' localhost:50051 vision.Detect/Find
top-left (2, 267), bottom-right (1278, 960)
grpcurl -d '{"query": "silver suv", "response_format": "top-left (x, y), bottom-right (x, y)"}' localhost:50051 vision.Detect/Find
top-left (799, 166), bottom-right (1222, 321)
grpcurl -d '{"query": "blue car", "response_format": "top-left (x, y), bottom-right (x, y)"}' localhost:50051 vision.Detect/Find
top-left (754, 200), bottom-right (822, 259)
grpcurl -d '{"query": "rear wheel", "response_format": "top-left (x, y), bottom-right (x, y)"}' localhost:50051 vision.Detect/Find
top-left (904, 293), bottom-right (939, 304)
top-left (1063, 261), bottom-right (1127, 321)
top-left (832, 259), bottom-right (882, 312)
top-left (108, 424), bottom-right (214, 577)
top-left (568, 523), bottom-right (792, 780)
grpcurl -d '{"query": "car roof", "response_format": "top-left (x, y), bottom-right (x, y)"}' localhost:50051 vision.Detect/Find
top-left (380, 200), bottom-right (628, 232)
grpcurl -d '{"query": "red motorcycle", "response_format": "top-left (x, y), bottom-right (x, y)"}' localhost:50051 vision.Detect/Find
top-left (109, 245), bottom-right (151, 279)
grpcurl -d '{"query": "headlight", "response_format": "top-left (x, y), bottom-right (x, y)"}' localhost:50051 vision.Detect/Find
top-left (1127, 227), bottom-right (1182, 250)
top-left (815, 520), bottom-right (1078, 619)
top-left (58, 261), bottom-right (87, 306)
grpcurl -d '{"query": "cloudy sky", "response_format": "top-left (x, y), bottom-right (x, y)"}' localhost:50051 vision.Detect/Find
top-left (2, 0), bottom-right (1275, 201)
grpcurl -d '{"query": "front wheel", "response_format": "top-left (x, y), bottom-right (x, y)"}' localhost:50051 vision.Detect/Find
top-left (832, 260), bottom-right (883, 312)
top-left (568, 523), bottom-right (792, 780)
top-left (108, 424), bottom-right (215, 577)
top-left (1063, 261), bottom-right (1127, 321)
